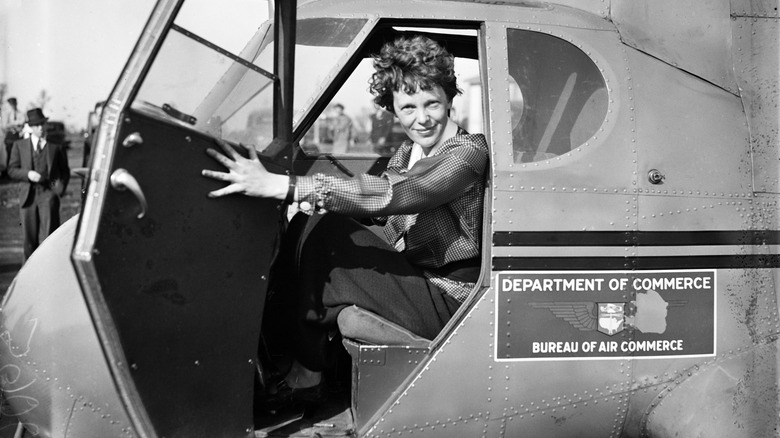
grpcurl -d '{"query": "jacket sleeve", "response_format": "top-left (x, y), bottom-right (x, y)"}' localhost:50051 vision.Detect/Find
top-left (7, 140), bottom-right (29, 182)
top-left (295, 140), bottom-right (488, 217)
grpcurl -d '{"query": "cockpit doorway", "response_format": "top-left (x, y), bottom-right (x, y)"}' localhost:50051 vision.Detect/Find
top-left (255, 21), bottom-right (489, 435)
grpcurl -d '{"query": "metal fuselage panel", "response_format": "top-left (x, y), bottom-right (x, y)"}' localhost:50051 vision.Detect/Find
top-left (0, 218), bottom-right (136, 437)
top-left (289, 1), bottom-right (780, 437)
top-left (611, 0), bottom-right (737, 93)
top-left (732, 13), bottom-right (780, 195)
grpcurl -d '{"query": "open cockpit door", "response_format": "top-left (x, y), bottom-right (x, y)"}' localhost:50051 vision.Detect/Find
top-left (71, 1), bottom-right (294, 436)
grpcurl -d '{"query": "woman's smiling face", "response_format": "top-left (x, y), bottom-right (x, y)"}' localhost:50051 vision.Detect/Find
top-left (392, 85), bottom-right (452, 150)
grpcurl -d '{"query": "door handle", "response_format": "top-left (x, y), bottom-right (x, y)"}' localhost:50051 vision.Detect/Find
top-left (110, 168), bottom-right (148, 219)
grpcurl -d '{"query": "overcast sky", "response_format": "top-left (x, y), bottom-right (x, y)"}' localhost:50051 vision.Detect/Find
top-left (0, 0), bottom-right (157, 130)
top-left (0, 0), bottom-right (273, 131)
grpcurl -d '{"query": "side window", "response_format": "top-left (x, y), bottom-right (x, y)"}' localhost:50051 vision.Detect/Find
top-left (507, 29), bottom-right (607, 163)
top-left (300, 29), bottom-right (482, 158)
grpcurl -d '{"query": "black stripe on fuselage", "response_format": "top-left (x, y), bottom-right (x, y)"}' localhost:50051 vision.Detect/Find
top-left (492, 231), bottom-right (780, 270)
top-left (492, 255), bottom-right (780, 270)
top-left (493, 231), bottom-right (780, 247)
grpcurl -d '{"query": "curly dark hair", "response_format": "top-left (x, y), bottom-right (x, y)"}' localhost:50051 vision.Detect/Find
top-left (369, 35), bottom-right (461, 112)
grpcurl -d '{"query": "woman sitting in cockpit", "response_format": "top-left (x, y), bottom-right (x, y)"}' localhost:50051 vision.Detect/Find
top-left (202, 34), bottom-right (488, 405)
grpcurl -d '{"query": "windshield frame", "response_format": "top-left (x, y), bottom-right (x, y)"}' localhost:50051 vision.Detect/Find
top-left (127, 16), bottom-right (279, 149)
top-left (290, 16), bottom-right (379, 142)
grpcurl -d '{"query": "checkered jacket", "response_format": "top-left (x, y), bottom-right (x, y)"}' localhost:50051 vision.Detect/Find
top-left (296, 131), bottom-right (488, 302)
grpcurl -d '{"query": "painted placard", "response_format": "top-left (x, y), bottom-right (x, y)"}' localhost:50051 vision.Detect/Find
top-left (495, 270), bottom-right (716, 361)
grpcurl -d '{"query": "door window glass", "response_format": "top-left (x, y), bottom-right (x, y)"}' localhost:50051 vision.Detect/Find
top-left (174, 0), bottom-right (269, 55)
top-left (507, 29), bottom-right (607, 163)
top-left (132, 27), bottom-right (276, 150)
top-left (131, 12), bottom-right (368, 158)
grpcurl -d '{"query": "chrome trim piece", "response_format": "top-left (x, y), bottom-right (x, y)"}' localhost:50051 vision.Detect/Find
top-left (70, 1), bottom-right (185, 437)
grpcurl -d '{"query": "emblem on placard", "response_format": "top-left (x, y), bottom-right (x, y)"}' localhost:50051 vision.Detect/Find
top-left (597, 303), bottom-right (625, 336)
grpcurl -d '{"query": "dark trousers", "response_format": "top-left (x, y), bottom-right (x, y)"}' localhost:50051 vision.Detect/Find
top-left (267, 213), bottom-right (460, 371)
top-left (20, 186), bottom-right (60, 260)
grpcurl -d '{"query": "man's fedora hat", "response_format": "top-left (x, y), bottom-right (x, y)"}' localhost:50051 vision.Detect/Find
top-left (26, 108), bottom-right (48, 126)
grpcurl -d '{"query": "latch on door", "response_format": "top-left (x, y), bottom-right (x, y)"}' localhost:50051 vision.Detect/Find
top-left (110, 168), bottom-right (148, 219)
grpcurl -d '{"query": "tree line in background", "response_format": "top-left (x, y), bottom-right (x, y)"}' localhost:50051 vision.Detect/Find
top-left (1, 83), bottom-right (85, 138)
top-left (1, 85), bottom-right (54, 113)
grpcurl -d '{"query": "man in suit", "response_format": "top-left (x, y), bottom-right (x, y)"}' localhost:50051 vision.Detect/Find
top-left (8, 108), bottom-right (70, 260)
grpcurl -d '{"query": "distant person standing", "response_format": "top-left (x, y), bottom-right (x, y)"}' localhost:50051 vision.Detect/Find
top-left (7, 108), bottom-right (70, 261)
top-left (83, 101), bottom-right (105, 167)
top-left (3, 97), bottom-right (24, 171)
top-left (327, 103), bottom-right (354, 154)
top-left (370, 105), bottom-right (394, 154)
